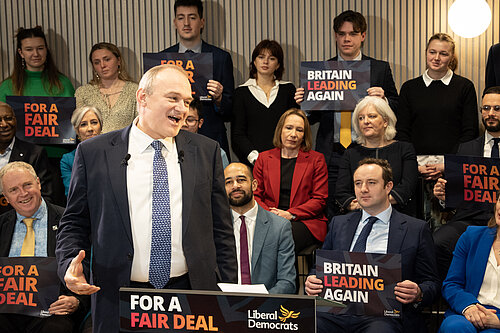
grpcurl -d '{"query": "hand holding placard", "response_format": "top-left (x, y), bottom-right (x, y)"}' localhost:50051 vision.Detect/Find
top-left (64, 250), bottom-right (100, 295)
top-left (48, 295), bottom-right (80, 315)
top-left (393, 280), bottom-right (421, 304)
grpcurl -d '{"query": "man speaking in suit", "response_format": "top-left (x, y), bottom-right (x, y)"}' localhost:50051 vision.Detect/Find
top-left (295, 10), bottom-right (398, 217)
top-left (163, 0), bottom-right (235, 157)
top-left (433, 86), bottom-right (500, 280)
top-left (55, 64), bottom-right (237, 333)
top-left (305, 158), bottom-right (439, 333)
top-left (224, 162), bottom-right (296, 294)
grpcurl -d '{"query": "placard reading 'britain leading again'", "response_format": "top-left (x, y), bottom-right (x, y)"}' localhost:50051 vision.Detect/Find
top-left (300, 60), bottom-right (370, 111)
top-left (316, 250), bottom-right (402, 318)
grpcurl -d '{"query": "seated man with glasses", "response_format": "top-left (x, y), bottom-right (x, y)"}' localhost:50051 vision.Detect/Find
top-left (433, 86), bottom-right (500, 281)
top-left (183, 98), bottom-right (229, 169)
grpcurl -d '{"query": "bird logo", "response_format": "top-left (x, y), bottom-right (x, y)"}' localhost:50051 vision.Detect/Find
top-left (279, 305), bottom-right (300, 322)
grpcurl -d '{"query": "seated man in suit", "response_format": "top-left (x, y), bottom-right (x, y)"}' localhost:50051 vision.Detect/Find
top-left (224, 162), bottom-right (296, 294)
top-left (163, 0), bottom-right (234, 156)
top-left (0, 102), bottom-right (55, 214)
top-left (305, 158), bottom-right (439, 333)
top-left (0, 161), bottom-right (87, 333)
top-left (433, 86), bottom-right (500, 280)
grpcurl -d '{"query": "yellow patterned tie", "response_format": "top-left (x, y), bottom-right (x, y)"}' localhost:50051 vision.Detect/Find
top-left (21, 218), bottom-right (35, 256)
top-left (339, 110), bottom-right (352, 148)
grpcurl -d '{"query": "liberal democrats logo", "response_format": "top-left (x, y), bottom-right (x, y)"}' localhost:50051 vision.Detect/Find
top-left (279, 305), bottom-right (300, 322)
top-left (248, 305), bottom-right (299, 330)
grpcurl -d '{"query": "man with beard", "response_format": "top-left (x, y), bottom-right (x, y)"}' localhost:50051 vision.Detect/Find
top-left (224, 163), bottom-right (296, 294)
top-left (433, 86), bottom-right (500, 280)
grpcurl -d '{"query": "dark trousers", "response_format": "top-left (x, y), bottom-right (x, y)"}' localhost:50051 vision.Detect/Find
top-left (0, 313), bottom-right (75, 333)
top-left (433, 220), bottom-right (471, 281)
top-left (317, 312), bottom-right (402, 333)
top-left (130, 273), bottom-right (191, 290)
top-left (326, 151), bottom-right (342, 220)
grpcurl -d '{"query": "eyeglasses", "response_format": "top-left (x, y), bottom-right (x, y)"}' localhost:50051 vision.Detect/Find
top-left (480, 105), bottom-right (500, 112)
top-left (185, 117), bottom-right (200, 126)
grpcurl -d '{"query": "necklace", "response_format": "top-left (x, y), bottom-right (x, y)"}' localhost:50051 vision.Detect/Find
top-left (100, 81), bottom-right (124, 109)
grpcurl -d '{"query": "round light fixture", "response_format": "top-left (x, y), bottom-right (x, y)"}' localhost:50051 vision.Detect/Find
top-left (448, 0), bottom-right (491, 38)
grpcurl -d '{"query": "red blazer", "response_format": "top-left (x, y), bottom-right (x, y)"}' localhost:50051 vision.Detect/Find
top-left (253, 148), bottom-right (328, 241)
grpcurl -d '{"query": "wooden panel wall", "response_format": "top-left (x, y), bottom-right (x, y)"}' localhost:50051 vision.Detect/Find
top-left (1, 0), bottom-right (498, 102)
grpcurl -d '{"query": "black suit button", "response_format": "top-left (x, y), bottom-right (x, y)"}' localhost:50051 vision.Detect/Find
top-left (127, 253), bottom-right (133, 260)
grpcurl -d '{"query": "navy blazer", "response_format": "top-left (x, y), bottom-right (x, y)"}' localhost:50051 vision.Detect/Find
top-left (56, 126), bottom-right (237, 333)
top-left (319, 209), bottom-right (439, 332)
top-left (0, 201), bottom-right (90, 319)
top-left (442, 226), bottom-right (500, 321)
top-left (0, 201), bottom-right (63, 256)
top-left (311, 54), bottom-right (399, 163)
top-left (162, 41), bottom-right (235, 154)
top-left (485, 43), bottom-right (500, 89)
top-left (250, 205), bottom-right (296, 294)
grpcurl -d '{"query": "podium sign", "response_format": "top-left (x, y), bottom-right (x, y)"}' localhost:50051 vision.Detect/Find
top-left (119, 288), bottom-right (315, 332)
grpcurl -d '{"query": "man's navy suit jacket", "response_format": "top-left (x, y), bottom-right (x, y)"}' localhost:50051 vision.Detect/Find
top-left (319, 209), bottom-right (439, 332)
top-left (56, 126), bottom-right (237, 333)
top-left (162, 41), bottom-right (234, 155)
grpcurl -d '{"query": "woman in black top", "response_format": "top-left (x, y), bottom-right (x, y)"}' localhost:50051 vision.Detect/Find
top-left (335, 96), bottom-right (418, 215)
top-left (231, 40), bottom-right (298, 164)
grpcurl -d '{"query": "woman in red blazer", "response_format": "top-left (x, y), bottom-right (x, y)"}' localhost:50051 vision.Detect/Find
top-left (253, 108), bottom-right (328, 253)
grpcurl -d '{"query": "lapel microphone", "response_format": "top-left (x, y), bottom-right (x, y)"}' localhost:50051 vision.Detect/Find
top-left (178, 150), bottom-right (185, 163)
top-left (121, 153), bottom-right (131, 166)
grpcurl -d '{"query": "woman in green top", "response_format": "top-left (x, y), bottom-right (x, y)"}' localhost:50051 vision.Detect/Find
top-left (0, 26), bottom-right (74, 102)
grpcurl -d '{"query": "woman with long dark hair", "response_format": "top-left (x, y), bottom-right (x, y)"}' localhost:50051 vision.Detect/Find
top-left (0, 26), bottom-right (74, 101)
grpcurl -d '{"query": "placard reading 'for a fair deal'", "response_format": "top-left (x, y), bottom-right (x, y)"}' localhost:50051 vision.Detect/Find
top-left (316, 250), bottom-right (402, 318)
top-left (6, 96), bottom-right (76, 145)
top-left (300, 60), bottom-right (370, 111)
top-left (0, 257), bottom-right (60, 317)
top-left (445, 154), bottom-right (500, 209)
top-left (143, 52), bottom-right (213, 101)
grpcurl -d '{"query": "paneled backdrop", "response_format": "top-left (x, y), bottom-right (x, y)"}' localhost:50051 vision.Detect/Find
top-left (1, 0), bottom-right (499, 105)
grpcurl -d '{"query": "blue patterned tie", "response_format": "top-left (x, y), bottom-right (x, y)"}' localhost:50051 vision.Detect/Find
top-left (352, 216), bottom-right (378, 252)
top-left (149, 140), bottom-right (171, 289)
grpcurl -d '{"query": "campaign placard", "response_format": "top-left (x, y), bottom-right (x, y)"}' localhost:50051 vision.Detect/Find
top-left (300, 60), bottom-right (370, 111)
top-left (6, 96), bottom-right (76, 145)
top-left (445, 154), bottom-right (500, 209)
top-left (0, 257), bottom-right (60, 317)
top-left (143, 52), bottom-right (213, 101)
top-left (120, 288), bottom-right (315, 332)
top-left (316, 250), bottom-right (402, 318)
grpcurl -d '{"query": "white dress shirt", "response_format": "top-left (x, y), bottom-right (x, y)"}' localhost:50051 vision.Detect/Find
top-left (477, 246), bottom-right (500, 309)
top-left (0, 137), bottom-right (15, 170)
top-left (231, 201), bottom-right (258, 284)
top-left (240, 78), bottom-right (292, 163)
top-left (484, 131), bottom-right (500, 158)
top-left (350, 205), bottom-right (392, 254)
top-left (179, 41), bottom-right (202, 53)
top-left (127, 119), bottom-right (187, 282)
